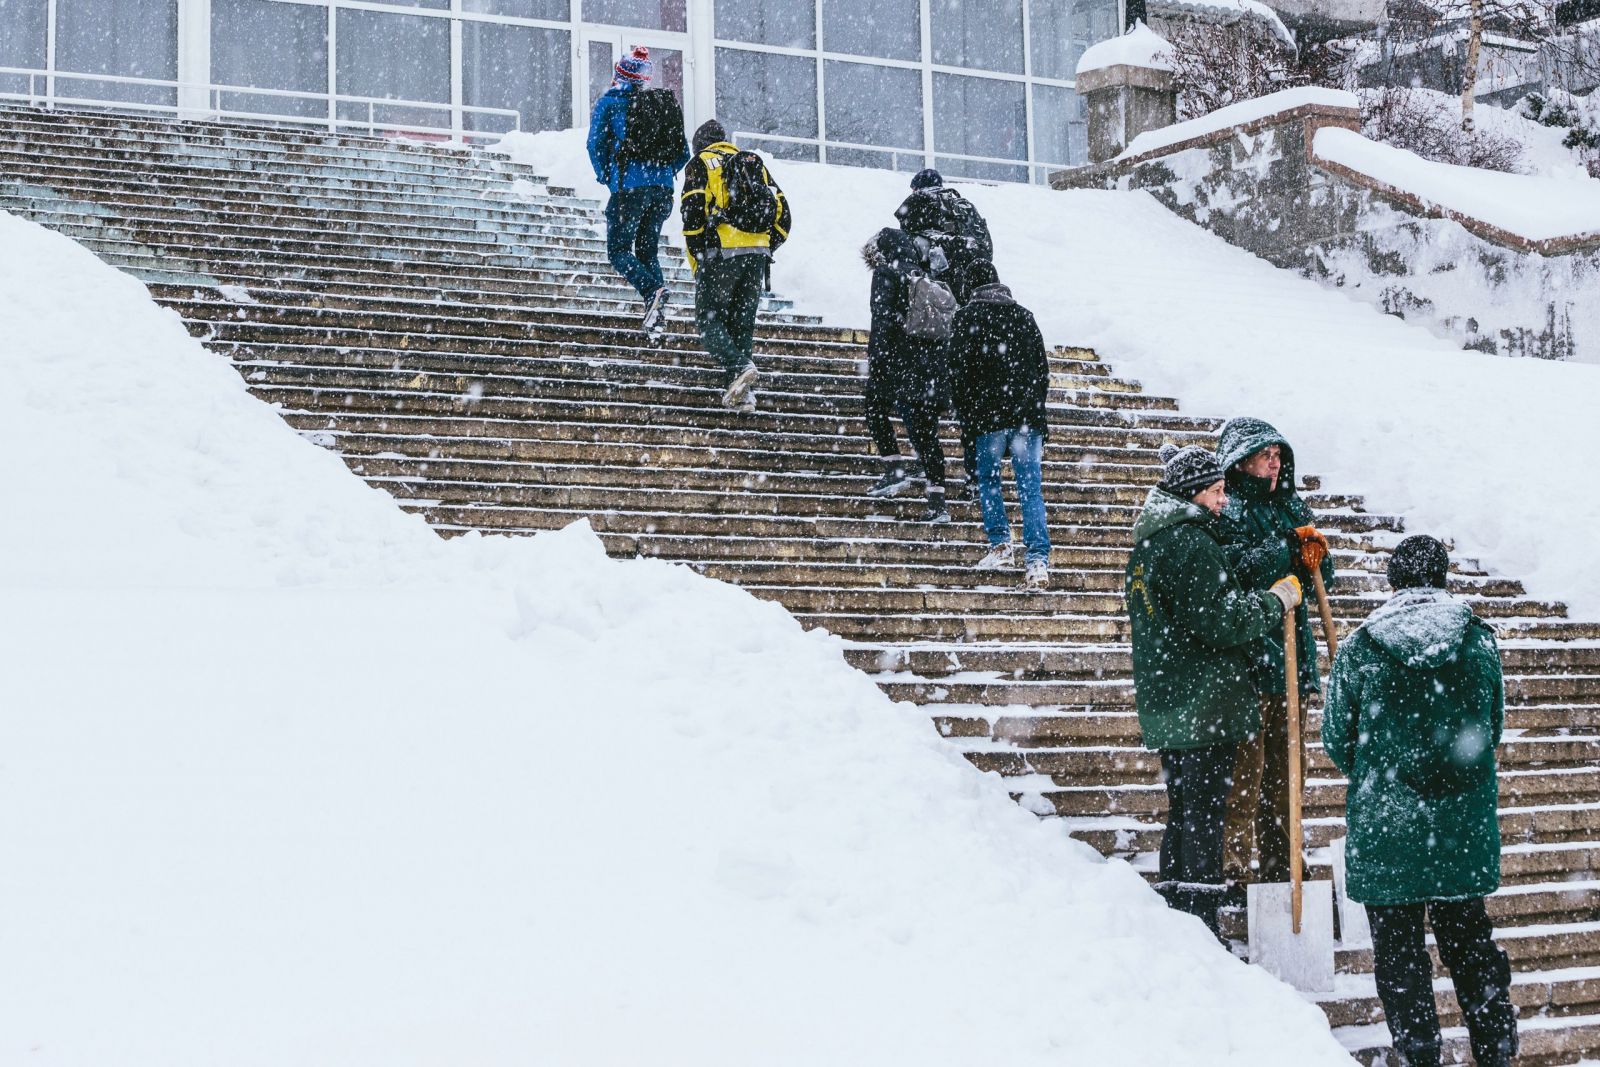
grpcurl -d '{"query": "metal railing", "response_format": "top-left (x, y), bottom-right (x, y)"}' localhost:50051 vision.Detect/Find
top-left (0, 67), bottom-right (522, 144)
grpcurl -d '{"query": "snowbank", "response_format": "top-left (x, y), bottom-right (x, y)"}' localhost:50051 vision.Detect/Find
top-left (493, 128), bottom-right (1600, 623)
top-left (0, 209), bottom-right (1352, 1064)
top-left (1155, 0), bottom-right (1295, 46)
top-left (1315, 125), bottom-right (1600, 243)
top-left (1122, 86), bottom-right (1359, 159)
top-left (1077, 21), bottom-right (1176, 76)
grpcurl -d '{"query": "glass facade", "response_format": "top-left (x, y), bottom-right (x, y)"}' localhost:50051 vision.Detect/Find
top-left (0, 0), bottom-right (1118, 179)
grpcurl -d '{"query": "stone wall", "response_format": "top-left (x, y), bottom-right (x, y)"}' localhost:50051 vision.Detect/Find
top-left (1054, 102), bottom-right (1600, 361)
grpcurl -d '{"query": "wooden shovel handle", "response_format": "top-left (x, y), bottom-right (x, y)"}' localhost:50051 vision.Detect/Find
top-left (1311, 568), bottom-right (1338, 659)
top-left (1285, 610), bottom-right (1303, 935)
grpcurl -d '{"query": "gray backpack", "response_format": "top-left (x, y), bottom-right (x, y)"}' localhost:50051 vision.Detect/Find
top-left (904, 273), bottom-right (957, 341)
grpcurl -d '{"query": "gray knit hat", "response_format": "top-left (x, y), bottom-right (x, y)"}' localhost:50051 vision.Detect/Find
top-left (1158, 444), bottom-right (1225, 498)
top-left (1388, 534), bottom-right (1450, 590)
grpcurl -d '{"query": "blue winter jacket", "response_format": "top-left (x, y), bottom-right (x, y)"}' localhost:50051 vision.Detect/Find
top-left (586, 82), bottom-right (690, 193)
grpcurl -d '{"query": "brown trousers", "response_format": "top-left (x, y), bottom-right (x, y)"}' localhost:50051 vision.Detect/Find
top-left (1223, 694), bottom-right (1308, 883)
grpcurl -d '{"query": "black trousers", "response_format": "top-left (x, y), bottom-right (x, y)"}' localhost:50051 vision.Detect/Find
top-left (863, 353), bottom-right (947, 489)
top-left (1157, 742), bottom-right (1236, 936)
top-left (1366, 897), bottom-right (1516, 1067)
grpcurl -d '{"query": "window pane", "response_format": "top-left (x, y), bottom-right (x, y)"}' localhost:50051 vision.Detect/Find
top-left (931, 0), bottom-right (1022, 73)
top-left (335, 8), bottom-right (450, 130)
top-left (583, 0), bottom-right (688, 33)
top-left (824, 60), bottom-right (921, 151)
top-left (821, 0), bottom-right (919, 61)
top-left (212, 0), bottom-right (327, 119)
top-left (55, 0), bottom-right (177, 105)
top-left (464, 21), bottom-right (570, 134)
top-left (717, 0), bottom-right (815, 48)
top-left (715, 47), bottom-right (817, 138)
top-left (1031, 82), bottom-right (1085, 165)
top-left (1030, 0), bottom-right (1119, 80)
top-left (462, 0), bottom-right (568, 16)
top-left (357, 0), bottom-right (448, 9)
top-left (0, 0), bottom-right (47, 70)
top-left (934, 72), bottom-right (1024, 159)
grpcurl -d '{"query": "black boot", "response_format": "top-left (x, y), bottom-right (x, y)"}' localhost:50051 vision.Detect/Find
top-left (866, 457), bottom-right (915, 498)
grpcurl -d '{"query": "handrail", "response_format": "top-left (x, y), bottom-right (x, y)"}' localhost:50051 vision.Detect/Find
top-left (0, 66), bottom-right (521, 144)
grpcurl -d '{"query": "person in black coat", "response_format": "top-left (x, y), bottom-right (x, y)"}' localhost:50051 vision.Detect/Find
top-left (894, 169), bottom-right (994, 304)
top-left (861, 226), bottom-right (950, 523)
top-left (947, 260), bottom-right (1051, 588)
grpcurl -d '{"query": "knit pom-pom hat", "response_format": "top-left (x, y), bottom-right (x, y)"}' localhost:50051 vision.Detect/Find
top-left (615, 45), bottom-right (652, 83)
top-left (1157, 443), bottom-right (1225, 499)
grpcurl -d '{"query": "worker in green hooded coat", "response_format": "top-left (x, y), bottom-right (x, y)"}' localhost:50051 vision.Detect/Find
top-left (1322, 535), bottom-right (1513, 1067)
top-left (1214, 415), bottom-right (1337, 887)
top-left (1126, 444), bottom-right (1301, 936)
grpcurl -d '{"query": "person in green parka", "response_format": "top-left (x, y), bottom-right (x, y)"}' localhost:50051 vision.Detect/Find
top-left (1126, 444), bottom-right (1302, 936)
top-left (1323, 535), bottom-right (1514, 1067)
top-left (1214, 416), bottom-right (1338, 887)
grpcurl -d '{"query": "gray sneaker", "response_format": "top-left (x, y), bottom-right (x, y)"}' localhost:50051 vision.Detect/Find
top-left (722, 364), bottom-right (759, 407)
top-left (1023, 559), bottom-right (1050, 590)
top-left (975, 542), bottom-right (1017, 571)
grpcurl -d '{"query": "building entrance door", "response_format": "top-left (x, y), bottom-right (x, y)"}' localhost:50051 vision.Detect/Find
top-left (578, 31), bottom-right (691, 130)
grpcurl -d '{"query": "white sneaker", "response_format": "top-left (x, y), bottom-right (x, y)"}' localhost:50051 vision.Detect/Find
top-left (641, 286), bottom-right (669, 340)
top-left (736, 390), bottom-right (757, 413)
top-left (974, 542), bottom-right (1016, 571)
top-left (1023, 560), bottom-right (1050, 591)
top-left (722, 364), bottom-right (759, 407)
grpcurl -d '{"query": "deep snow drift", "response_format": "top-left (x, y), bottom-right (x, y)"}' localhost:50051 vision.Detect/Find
top-left (0, 210), bottom-right (1352, 1063)
top-left (496, 127), bottom-right (1600, 624)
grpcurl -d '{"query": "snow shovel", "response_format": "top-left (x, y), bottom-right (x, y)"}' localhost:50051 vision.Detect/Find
top-left (1247, 609), bottom-right (1335, 992)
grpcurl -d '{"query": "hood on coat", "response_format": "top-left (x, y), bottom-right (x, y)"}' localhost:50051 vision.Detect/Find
top-left (1362, 587), bottom-right (1477, 669)
top-left (1217, 416), bottom-right (1297, 495)
top-left (862, 227), bottom-right (922, 274)
top-left (967, 282), bottom-right (1015, 305)
top-left (1132, 486), bottom-right (1211, 543)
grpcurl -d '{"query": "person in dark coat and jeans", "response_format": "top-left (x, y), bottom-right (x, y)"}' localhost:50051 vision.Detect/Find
top-left (894, 169), bottom-right (993, 304)
top-left (1126, 444), bottom-right (1302, 937)
top-left (947, 260), bottom-right (1051, 589)
top-left (1323, 535), bottom-right (1515, 1067)
top-left (586, 46), bottom-right (690, 338)
top-left (1215, 416), bottom-right (1338, 887)
top-left (861, 226), bottom-right (950, 523)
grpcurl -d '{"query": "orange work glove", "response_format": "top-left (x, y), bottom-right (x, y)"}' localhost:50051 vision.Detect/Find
top-left (1294, 525), bottom-right (1328, 571)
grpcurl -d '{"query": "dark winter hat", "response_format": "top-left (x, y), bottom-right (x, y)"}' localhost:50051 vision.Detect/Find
top-left (615, 45), bottom-right (652, 83)
top-left (965, 259), bottom-right (999, 289)
top-left (1158, 443), bottom-right (1225, 499)
top-left (862, 226), bottom-right (922, 272)
top-left (910, 168), bottom-right (944, 190)
top-left (692, 119), bottom-right (728, 153)
top-left (1388, 534), bottom-right (1450, 590)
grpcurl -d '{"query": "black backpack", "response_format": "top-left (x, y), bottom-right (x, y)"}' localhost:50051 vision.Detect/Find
top-left (716, 150), bottom-right (780, 235)
top-left (617, 88), bottom-right (688, 167)
top-left (940, 192), bottom-right (993, 262)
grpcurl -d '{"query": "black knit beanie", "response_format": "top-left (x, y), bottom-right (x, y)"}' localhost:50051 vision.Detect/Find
top-left (692, 119), bottom-right (728, 154)
top-left (965, 259), bottom-right (1000, 288)
top-left (1158, 444), bottom-right (1224, 499)
top-left (1388, 534), bottom-right (1450, 590)
top-left (910, 168), bottom-right (943, 190)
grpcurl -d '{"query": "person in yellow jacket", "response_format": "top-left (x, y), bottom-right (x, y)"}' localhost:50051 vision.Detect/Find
top-left (679, 120), bottom-right (791, 412)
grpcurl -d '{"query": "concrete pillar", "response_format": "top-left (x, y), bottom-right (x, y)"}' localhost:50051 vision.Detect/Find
top-left (1076, 61), bottom-right (1177, 164)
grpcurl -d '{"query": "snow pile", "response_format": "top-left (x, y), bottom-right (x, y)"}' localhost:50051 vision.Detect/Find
top-left (491, 128), bottom-right (1600, 621)
top-left (0, 210), bottom-right (1353, 1063)
top-left (1154, 0), bottom-right (1295, 46)
top-left (1077, 21), bottom-right (1176, 76)
top-left (1122, 86), bottom-right (1359, 159)
top-left (1315, 126), bottom-right (1600, 243)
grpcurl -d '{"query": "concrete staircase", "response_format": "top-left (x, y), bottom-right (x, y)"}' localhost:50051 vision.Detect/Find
top-left (6, 103), bottom-right (1600, 1064)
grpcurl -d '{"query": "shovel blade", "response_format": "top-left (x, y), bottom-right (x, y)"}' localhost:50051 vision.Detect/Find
top-left (1248, 880), bottom-right (1336, 993)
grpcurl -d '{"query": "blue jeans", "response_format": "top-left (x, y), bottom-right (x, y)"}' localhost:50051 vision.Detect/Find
top-left (975, 428), bottom-right (1050, 565)
top-left (604, 185), bottom-right (673, 300)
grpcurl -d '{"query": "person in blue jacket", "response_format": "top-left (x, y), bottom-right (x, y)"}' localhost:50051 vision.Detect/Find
top-left (586, 46), bottom-right (691, 339)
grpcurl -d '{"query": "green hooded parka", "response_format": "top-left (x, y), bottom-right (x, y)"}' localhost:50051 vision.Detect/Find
top-left (1322, 588), bottom-right (1504, 905)
top-left (1126, 487), bottom-right (1285, 751)
top-left (1216, 417), bottom-right (1337, 697)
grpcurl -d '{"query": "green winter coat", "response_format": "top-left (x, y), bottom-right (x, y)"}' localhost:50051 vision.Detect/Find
top-left (1216, 417), bottom-right (1337, 697)
top-left (1126, 487), bottom-right (1285, 751)
top-left (1322, 588), bottom-right (1505, 905)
